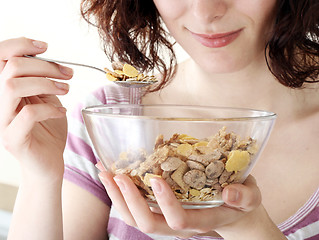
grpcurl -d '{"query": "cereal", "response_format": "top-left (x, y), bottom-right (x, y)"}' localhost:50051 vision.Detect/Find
top-left (177, 143), bottom-right (193, 157)
top-left (105, 73), bottom-right (118, 82)
top-left (219, 170), bottom-right (233, 184)
top-left (171, 162), bottom-right (190, 192)
top-left (205, 161), bottom-right (225, 179)
top-left (189, 189), bottom-right (201, 197)
top-left (143, 173), bottom-right (162, 187)
top-left (186, 160), bottom-right (206, 171)
top-left (160, 157), bottom-right (183, 171)
top-left (105, 61), bottom-right (157, 84)
top-left (111, 127), bottom-right (258, 203)
top-left (225, 150), bottom-right (250, 172)
top-left (122, 63), bottom-right (139, 77)
top-left (183, 169), bottom-right (206, 190)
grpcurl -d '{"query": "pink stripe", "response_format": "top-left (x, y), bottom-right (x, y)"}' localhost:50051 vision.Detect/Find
top-left (283, 196), bottom-right (316, 227)
top-left (107, 217), bottom-right (153, 240)
top-left (279, 188), bottom-right (319, 231)
top-left (71, 86), bottom-right (129, 126)
top-left (66, 132), bottom-right (98, 165)
top-left (282, 206), bottom-right (319, 236)
top-left (64, 166), bottom-right (111, 207)
top-left (93, 85), bottom-right (131, 105)
top-left (93, 87), bottom-right (108, 105)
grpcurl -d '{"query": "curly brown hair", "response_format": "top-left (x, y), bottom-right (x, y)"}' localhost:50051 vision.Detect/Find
top-left (267, 0), bottom-right (319, 88)
top-left (81, 0), bottom-right (319, 91)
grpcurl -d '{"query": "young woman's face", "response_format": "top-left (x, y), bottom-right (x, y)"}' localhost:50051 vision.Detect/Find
top-left (153, 0), bottom-right (277, 73)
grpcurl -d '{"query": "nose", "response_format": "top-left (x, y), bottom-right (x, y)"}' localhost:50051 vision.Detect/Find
top-left (191, 0), bottom-right (227, 23)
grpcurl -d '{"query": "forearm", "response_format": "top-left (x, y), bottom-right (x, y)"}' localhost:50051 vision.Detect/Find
top-left (216, 205), bottom-right (287, 240)
top-left (8, 176), bottom-right (63, 240)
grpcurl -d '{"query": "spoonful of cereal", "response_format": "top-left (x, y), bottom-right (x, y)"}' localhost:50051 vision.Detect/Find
top-left (104, 61), bottom-right (158, 88)
top-left (24, 55), bottom-right (158, 88)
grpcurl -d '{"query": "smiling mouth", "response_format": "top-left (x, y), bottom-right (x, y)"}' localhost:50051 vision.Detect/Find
top-left (190, 29), bottom-right (243, 48)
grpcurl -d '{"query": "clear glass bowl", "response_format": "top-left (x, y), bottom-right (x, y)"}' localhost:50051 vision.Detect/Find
top-left (82, 104), bottom-right (276, 209)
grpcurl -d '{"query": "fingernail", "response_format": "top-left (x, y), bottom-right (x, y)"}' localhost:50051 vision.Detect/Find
top-left (98, 172), bottom-right (110, 187)
top-left (95, 163), bottom-right (100, 170)
top-left (59, 65), bottom-right (73, 76)
top-left (114, 177), bottom-right (126, 192)
top-left (95, 162), bottom-right (104, 171)
top-left (150, 178), bottom-right (162, 194)
top-left (32, 40), bottom-right (48, 49)
top-left (54, 82), bottom-right (69, 90)
top-left (226, 188), bottom-right (240, 203)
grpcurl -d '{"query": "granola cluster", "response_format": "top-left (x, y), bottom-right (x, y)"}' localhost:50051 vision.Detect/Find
top-left (111, 127), bottom-right (258, 203)
top-left (105, 62), bottom-right (157, 84)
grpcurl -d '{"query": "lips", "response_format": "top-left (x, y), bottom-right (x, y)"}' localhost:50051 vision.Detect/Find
top-left (190, 29), bottom-right (243, 48)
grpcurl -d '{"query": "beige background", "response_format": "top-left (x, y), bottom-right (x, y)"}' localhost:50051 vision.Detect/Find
top-left (0, 0), bottom-right (189, 187)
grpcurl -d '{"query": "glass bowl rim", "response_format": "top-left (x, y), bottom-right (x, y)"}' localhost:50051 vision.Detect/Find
top-left (82, 104), bottom-right (277, 122)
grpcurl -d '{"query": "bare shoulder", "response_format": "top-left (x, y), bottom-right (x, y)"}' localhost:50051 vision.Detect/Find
top-left (62, 180), bottom-right (110, 240)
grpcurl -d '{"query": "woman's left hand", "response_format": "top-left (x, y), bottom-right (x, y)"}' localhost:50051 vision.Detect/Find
top-left (97, 162), bottom-right (283, 239)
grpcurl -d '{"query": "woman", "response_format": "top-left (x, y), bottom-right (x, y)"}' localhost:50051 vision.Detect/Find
top-left (0, 0), bottom-right (318, 239)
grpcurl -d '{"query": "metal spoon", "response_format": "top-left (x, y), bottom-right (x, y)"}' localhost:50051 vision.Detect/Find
top-left (24, 55), bottom-right (157, 89)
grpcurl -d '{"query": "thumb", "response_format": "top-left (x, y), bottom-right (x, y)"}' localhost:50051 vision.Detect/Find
top-left (222, 175), bottom-right (262, 212)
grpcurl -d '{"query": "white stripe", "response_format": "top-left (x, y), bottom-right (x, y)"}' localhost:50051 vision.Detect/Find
top-left (81, 92), bottom-right (105, 106)
top-left (287, 220), bottom-right (319, 240)
top-left (67, 117), bottom-right (92, 146)
top-left (66, 87), bottom-right (130, 148)
top-left (66, 91), bottom-right (103, 146)
top-left (108, 233), bottom-right (121, 240)
top-left (64, 150), bottom-right (100, 182)
top-left (187, 236), bottom-right (222, 240)
top-left (148, 233), bottom-right (176, 240)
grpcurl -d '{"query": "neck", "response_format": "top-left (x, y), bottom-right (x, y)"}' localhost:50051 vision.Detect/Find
top-left (179, 56), bottom-right (291, 111)
top-left (149, 55), bottom-right (319, 120)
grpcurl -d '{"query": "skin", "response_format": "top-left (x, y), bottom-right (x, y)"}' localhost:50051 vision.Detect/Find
top-left (153, 0), bottom-right (276, 73)
top-left (0, 38), bottom-right (109, 240)
top-left (0, 0), bottom-right (318, 239)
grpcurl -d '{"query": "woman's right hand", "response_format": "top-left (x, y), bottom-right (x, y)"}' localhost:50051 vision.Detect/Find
top-left (0, 37), bottom-right (73, 183)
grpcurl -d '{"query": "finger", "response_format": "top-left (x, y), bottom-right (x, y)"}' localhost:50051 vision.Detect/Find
top-left (112, 174), bottom-right (165, 233)
top-left (222, 175), bottom-right (261, 212)
top-left (1, 56), bottom-right (73, 80)
top-left (95, 161), bottom-right (106, 172)
top-left (151, 177), bottom-right (248, 233)
top-left (0, 37), bottom-right (47, 61)
top-left (98, 171), bottom-right (137, 227)
top-left (0, 77), bottom-right (69, 129)
top-left (105, 174), bottom-right (198, 238)
top-left (2, 77), bottom-right (69, 99)
top-left (2, 103), bottom-right (66, 151)
top-left (150, 177), bottom-right (190, 230)
top-left (150, 177), bottom-right (215, 233)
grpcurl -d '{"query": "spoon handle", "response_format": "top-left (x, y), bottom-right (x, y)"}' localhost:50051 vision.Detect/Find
top-left (24, 55), bottom-right (106, 74)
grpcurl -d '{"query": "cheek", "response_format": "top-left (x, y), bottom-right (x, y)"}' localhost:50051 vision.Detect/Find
top-left (234, 0), bottom-right (277, 30)
top-left (153, 0), bottom-right (187, 20)
top-left (234, 0), bottom-right (277, 54)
